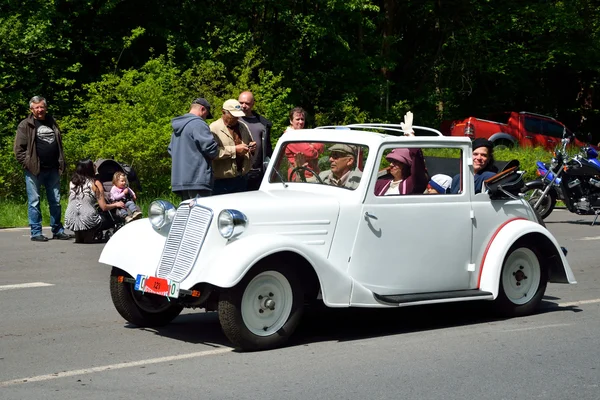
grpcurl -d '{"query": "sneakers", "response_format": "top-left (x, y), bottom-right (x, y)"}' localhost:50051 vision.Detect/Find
top-left (131, 211), bottom-right (143, 221)
top-left (125, 216), bottom-right (133, 223)
top-left (53, 232), bottom-right (74, 240)
top-left (31, 235), bottom-right (49, 242)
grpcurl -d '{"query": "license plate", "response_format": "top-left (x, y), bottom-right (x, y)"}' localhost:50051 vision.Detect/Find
top-left (135, 275), bottom-right (180, 298)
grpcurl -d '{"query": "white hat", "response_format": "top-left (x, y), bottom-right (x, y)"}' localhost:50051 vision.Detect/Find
top-left (427, 174), bottom-right (452, 194)
top-left (222, 99), bottom-right (245, 117)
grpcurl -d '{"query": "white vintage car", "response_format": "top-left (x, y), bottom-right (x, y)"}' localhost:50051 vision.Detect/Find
top-left (101, 124), bottom-right (576, 351)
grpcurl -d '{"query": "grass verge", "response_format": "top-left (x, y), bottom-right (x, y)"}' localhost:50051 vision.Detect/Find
top-left (0, 193), bottom-right (179, 229)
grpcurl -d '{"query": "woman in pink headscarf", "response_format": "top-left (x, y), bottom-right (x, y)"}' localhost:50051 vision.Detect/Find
top-left (374, 148), bottom-right (428, 195)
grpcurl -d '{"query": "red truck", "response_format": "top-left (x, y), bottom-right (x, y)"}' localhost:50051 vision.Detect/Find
top-left (440, 111), bottom-right (586, 150)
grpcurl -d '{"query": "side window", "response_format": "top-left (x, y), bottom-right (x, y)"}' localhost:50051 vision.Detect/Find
top-left (542, 120), bottom-right (565, 138)
top-left (374, 147), bottom-right (461, 196)
top-left (524, 117), bottom-right (543, 134)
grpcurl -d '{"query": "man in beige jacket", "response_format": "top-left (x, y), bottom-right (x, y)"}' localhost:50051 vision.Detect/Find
top-left (210, 99), bottom-right (256, 195)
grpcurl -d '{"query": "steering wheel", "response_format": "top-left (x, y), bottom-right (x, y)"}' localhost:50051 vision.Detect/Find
top-left (289, 166), bottom-right (324, 184)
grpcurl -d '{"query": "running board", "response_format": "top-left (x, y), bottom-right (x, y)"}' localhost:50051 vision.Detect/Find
top-left (374, 289), bottom-right (493, 305)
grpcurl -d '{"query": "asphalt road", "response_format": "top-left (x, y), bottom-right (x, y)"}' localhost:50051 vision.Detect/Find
top-left (1, 210), bottom-right (599, 400)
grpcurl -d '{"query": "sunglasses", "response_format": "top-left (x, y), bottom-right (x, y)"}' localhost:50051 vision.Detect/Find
top-left (330, 152), bottom-right (351, 159)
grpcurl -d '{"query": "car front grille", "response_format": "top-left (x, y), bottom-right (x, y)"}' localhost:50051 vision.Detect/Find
top-left (156, 203), bottom-right (213, 282)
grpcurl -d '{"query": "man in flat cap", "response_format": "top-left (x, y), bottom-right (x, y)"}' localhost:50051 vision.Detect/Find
top-left (318, 143), bottom-right (362, 190)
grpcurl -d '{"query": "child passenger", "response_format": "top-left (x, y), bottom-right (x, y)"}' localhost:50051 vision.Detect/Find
top-left (424, 174), bottom-right (452, 194)
top-left (109, 172), bottom-right (142, 223)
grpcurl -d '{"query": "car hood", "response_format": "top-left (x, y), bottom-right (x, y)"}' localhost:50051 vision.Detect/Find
top-left (187, 189), bottom-right (341, 248)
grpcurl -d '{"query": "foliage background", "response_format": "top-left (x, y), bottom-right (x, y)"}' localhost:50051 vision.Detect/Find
top-left (1, 0), bottom-right (599, 199)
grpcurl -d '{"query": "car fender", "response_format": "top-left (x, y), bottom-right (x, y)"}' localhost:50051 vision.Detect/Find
top-left (189, 234), bottom-right (354, 307)
top-left (478, 219), bottom-right (575, 298)
top-left (489, 132), bottom-right (517, 145)
top-left (99, 219), bottom-right (167, 277)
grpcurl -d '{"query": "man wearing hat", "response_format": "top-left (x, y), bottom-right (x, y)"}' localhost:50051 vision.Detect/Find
top-left (450, 138), bottom-right (498, 194)
top-left (210, 99), bottom-right (256, 195)
top-left (318, 143), bottom-right (362, 189)
top-left (168, 97), bottom-right (219, 201)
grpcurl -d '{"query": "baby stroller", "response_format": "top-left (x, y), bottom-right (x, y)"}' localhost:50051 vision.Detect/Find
top-left (94, 158), bottom-right (141, 241)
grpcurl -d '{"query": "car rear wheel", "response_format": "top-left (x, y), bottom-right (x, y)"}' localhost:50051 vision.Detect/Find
top-left (493, 139), bottom-right (514, 150)
top-left (218, 264), bottom-right (304, 351)
top-left (109, 267), bottom-right (183, 327)
top-left (494, 242), bottom-right (548, 317)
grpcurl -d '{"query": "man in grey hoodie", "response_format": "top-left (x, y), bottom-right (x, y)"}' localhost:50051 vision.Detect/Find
top-left (168, 98), bottom-right (219, 200)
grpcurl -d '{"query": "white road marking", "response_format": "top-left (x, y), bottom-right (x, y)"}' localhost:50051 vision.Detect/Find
top-left (501, 323), bottom-right (571, 333)
top-left (0, 282), bottom-right (54, 291)
top-left (0, 347), bottom-right (232, 387)
top-left (556, 298), bottom-right (600, 307)
top-left (578, 236), bottom-right (600, 241)
top-left (1, 297), bottom-right (599, 388)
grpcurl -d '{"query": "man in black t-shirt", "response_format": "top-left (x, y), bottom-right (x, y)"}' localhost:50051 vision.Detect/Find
top-left (238, 91), bottom-right (273, 190)
top-left (14, 96), bottom-right (72, 242)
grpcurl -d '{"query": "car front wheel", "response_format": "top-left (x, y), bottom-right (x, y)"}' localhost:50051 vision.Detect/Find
top-left (218, 264), bottom-right (304, 351)
top-left (109, 267), bottom-right (183, 327)
top-left (494, 242), bottom-right (548, 317)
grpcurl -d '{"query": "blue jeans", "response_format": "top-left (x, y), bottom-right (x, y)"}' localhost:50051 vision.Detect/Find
top-left (25, 169), bottom-right (64, 237)
top-left (213, 175), bottom-right (248, 195)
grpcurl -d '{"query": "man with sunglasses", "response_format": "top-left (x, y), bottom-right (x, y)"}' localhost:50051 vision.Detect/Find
top-left (318, 143), bottom-right (362, 190)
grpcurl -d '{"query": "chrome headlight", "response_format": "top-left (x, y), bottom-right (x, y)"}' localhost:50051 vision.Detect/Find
top-left (149, 200), bottom-right (176, 230)
top-left (218, 209), bottom-right (248, 239)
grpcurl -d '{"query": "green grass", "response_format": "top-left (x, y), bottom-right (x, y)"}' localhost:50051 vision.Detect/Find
top-left (0, 193), bottom-right (180, 229)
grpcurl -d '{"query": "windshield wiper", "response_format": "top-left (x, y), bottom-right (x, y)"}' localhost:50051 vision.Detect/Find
top-left (271, 167), bottom-right (288, 188)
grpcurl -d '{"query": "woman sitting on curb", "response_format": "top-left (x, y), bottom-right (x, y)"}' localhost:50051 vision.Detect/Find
top-left (64, 159), bottom-right (124, 243)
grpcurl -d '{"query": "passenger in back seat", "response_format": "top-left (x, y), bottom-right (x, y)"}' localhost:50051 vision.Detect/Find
top-left (450, 138), bottom-right (497, 194)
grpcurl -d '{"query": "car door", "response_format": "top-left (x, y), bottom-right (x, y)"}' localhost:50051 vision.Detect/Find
top-left (522, 116), bottom-right (550, 148)
top-left (541, 119), bottom-right (566, 148)
top-left (347, 145), bottom-right (473, 295)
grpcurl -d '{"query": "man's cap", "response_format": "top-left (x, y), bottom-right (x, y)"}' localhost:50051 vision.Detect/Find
top-left (428, 174), bottom-right (452, 194)
top-left (329, 143), bottom-right (357, 157)
top-left (222, 99), bottom-right (245, 117)
top-left (472, 138), bottom-right (493, 151)
top-left (192, 98), bottom-right (213, 119)
top-left (385, 148), bottom-right (412, 167)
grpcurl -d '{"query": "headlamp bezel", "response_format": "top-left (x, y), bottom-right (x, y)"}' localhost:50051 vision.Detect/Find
top-left (148, 200), bottom-right (176, 231)
top-left (217, 209), bottom-right (248, 239)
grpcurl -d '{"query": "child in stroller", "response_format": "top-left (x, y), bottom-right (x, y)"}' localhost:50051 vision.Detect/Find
top-left (94, 159), bottom-right (141, 240)
top-left (109, 171), bottom-right (142, 223)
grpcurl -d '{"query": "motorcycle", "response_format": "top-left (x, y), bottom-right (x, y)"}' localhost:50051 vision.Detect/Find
top-left (522, 133), bottom-right (600, 224)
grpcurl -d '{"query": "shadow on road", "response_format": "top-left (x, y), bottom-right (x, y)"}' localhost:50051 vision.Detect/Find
top-left (126, 296), bottom-right (582, 350)
top-left (545, 219), bottom-right (597, 226)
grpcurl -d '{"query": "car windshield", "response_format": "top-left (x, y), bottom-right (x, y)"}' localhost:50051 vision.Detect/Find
top-left (269, 141), bottom-right (368, 190)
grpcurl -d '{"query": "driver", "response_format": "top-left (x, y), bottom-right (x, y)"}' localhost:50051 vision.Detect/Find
top-left (318, 144), bottom-right (362, 189)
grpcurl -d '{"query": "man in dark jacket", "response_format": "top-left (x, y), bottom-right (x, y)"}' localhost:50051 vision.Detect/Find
top-left (238, 91), bottom-right (273, 190)
top-left (14, 96), bottom-right (72, 241)
top-left (168, 97), bottom-right (219, 200)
